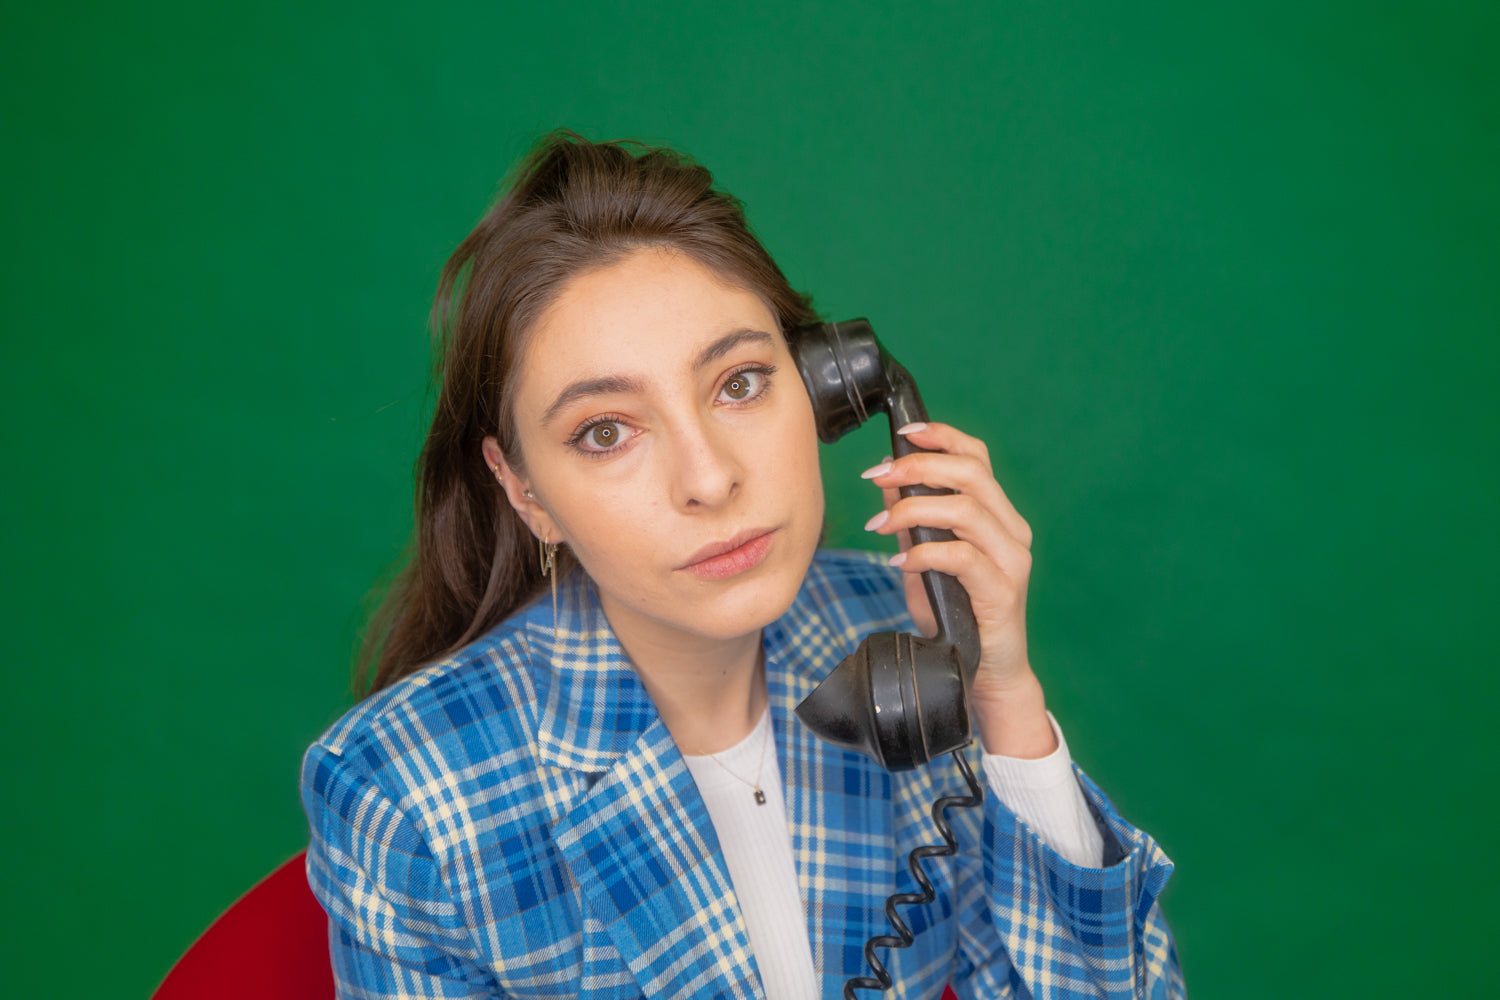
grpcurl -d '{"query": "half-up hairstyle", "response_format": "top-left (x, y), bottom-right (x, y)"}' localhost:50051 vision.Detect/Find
top-left (356, 130), bottom-right (819, 695)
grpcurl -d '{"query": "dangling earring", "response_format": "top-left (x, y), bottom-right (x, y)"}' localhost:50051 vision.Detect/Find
top-left (540, 534), bottom-right (559, 637)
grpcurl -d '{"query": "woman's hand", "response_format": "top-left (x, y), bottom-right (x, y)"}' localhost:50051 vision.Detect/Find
top-left (861, 421), bottom-right (1057, 759)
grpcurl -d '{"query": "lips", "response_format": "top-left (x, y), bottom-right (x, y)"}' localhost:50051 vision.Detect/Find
top-left (680, 528), bottom-right (777, 580)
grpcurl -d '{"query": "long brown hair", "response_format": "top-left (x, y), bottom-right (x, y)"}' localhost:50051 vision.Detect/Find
top-left (357, 130), bottom-right (820, 695)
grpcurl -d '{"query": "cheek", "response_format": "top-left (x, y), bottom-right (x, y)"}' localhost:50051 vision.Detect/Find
top-left (552, 485), bottom-right (656, 565)
top-left (553, 468), bottom-right (690, 603)
top-left (775, 404), bottom-right (825, 520)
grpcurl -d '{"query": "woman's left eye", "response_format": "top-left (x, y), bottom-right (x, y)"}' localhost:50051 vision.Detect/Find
top-left (718, 365), bottom-right (774, 404)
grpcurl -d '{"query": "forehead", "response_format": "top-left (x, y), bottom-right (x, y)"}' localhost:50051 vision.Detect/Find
top-left (518, 248), bottom-right (778, 386)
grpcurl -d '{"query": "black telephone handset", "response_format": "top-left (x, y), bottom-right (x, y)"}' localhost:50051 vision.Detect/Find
top-left (789, 318), bottom-right (982, 771)
top-left (788, 319), bottom-right (986, 998)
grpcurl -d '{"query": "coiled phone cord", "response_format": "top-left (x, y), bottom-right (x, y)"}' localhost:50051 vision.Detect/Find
top-left (842, 748), bottom-right (985, 999)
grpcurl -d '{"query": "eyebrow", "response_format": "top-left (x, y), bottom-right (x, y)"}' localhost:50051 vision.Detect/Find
top-left (692, 328), bottom-right (775, 372)
top-left (540, 328), bottom-right (776, 426)
top-left (541, 374), bottom-right (647, 426)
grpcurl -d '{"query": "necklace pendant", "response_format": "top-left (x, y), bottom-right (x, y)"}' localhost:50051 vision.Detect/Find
top-left (753, 788), bottom-right (766, 805)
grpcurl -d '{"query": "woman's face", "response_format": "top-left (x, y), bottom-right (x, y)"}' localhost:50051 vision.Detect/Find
top-left (492, 247), bottom-right (825, 647)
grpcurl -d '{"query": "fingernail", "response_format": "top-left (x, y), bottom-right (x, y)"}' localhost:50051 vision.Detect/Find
top-left (863, 510), bottom-right (889, 532)
top-left (888, 552), bottom-right (908, 567)
top-left (896, 422), bottom-right (928, 436)
top-left (860, 460), bottom-right (893, 480)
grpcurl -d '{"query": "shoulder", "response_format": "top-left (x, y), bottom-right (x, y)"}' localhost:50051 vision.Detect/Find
top-left (305, 600), bottom-right (547, 800)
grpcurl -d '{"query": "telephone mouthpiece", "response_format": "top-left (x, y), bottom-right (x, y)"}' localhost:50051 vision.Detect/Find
top-left (795, 630), bottom-right (970, 771)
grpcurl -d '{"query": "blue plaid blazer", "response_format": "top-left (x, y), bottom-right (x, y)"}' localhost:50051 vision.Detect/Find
top-left (302, 549), bottom-right (1183, 999)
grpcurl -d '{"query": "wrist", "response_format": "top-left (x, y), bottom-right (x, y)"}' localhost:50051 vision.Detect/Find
top-left (970, 669), bottom-right (1056, 759)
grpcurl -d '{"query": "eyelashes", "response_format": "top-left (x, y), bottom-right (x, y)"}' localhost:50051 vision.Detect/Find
top-left (566, 363), bottom-right (779, 458)
top-left (714, 362), bottom-right (777, 406)
top-left (567, 413), bottom-right (632, 455)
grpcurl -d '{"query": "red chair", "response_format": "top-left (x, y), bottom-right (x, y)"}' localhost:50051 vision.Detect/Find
top-left (153, 849), bottom-right (961, 1000)
top-left (153, 850), bottom-right (333, 1000)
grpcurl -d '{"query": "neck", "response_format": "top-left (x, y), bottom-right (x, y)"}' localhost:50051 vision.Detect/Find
top-left (598, 591), bottom-right (767, 755)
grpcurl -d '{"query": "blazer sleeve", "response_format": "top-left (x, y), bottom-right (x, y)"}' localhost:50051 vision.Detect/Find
top-left (300, 740), bottom-right (503, 1000)
top-left (949, 761), bottom-right (1185, 1000)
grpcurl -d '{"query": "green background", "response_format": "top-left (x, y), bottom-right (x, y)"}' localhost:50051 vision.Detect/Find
top-left (3, 2), bottom-right (1496, 997)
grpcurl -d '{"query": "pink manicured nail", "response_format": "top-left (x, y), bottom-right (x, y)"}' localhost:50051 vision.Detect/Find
top-left (863, 510), bottom-right (889, 532)
top-left (888, 552), bottom-right (908, 567)
top-left (860, 461), bottom-right (893, 480)
top-left (896, 422), bottom-right (928, 435)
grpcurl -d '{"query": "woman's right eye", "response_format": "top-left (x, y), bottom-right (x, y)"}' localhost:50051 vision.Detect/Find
top-left (570, 418), bottom-right (631, 454)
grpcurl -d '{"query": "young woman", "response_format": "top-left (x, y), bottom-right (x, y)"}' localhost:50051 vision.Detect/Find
top-left (301, 131), bottom-right (1184, 1000)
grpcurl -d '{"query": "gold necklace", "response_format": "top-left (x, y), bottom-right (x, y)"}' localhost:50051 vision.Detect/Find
top-left (703, 714), bottom-right (771, 805)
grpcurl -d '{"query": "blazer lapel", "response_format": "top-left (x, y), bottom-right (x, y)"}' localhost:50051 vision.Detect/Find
top-left (764, 577), bottom-right (896, 996)
top-left (553, 720), bottom-right (766, 1000)
top-left (535, 570), bottom-right (765, 1000)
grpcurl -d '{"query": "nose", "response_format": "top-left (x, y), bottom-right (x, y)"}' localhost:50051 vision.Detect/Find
top-left (665, 413), bottom-right (742, 510)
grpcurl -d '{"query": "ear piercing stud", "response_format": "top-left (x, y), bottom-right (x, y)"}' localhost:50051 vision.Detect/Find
top-left (492, 465), bottom-right (536, 500)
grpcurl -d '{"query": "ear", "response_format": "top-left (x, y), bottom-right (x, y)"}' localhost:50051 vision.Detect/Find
top-left (482, 436), bottom-right (559, 543)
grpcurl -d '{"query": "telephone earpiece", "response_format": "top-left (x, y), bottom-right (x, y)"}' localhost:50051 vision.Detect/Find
top-left (789, 319), bottom-right (982, 771)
